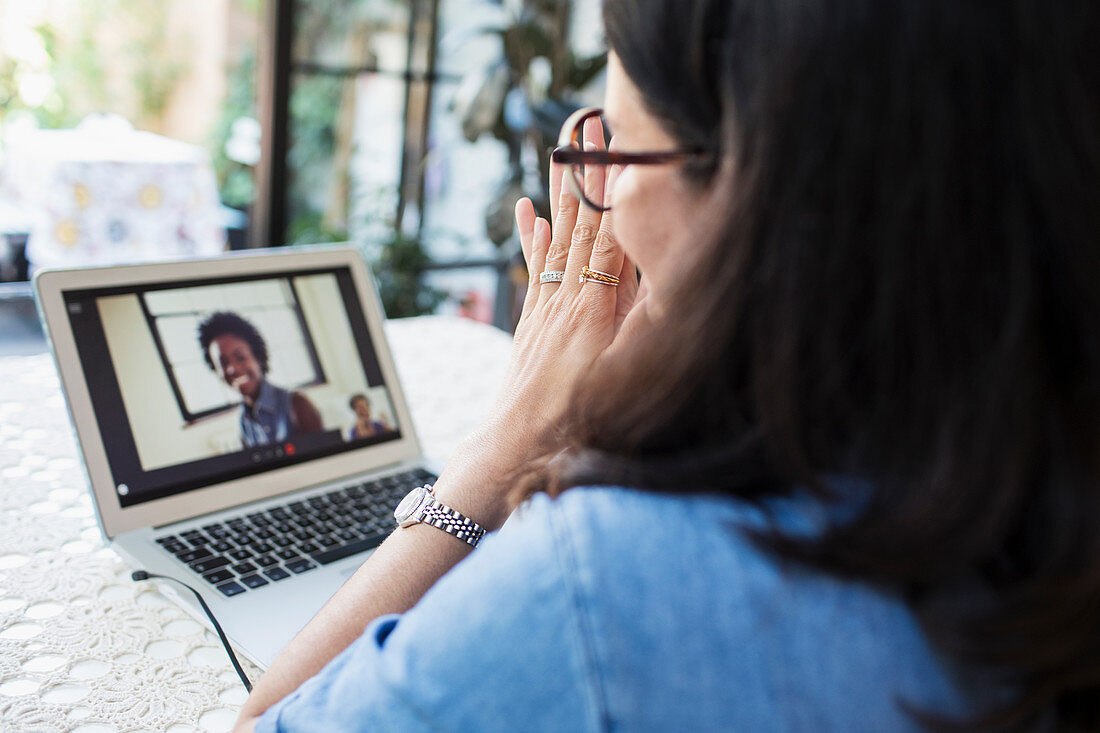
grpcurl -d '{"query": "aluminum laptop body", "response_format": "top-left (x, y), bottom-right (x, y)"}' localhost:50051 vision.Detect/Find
top-left (34, 246), bottom-right (441, 668)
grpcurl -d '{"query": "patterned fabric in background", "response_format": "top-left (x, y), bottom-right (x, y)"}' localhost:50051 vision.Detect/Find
top-left (1, 116), bottom-right (226, 270)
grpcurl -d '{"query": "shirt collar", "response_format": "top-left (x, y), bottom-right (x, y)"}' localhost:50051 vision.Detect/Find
top-left (247, 379), bottom-right (279, 417)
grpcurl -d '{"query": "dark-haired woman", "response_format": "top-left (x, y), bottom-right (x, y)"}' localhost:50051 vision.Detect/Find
top-left (199, 311), bottom-right (323, 448)
top-left (235, 0), bottom-right (1100, 730)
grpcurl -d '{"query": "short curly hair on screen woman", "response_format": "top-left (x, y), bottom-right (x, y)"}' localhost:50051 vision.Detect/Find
top-left (197, 311), bottom-right (322, 448)
top-left (233, 1), bottom-right (1100, 731)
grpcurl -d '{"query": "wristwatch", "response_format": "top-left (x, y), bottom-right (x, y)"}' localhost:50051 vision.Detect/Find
top-left (394, 484), bottom-right (486, 548)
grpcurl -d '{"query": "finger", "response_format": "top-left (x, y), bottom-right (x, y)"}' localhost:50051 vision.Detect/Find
top-left (560, 140), bottom-right (608, 293)
top-left (518, 217), bottom-right (551, 327)
top-left (515, 197), bottom-right (536, 266)
top-left (550, 113), bottom-right (602, 248)
top-left (513, 196), bottom-right (539, 330)
top-left (537, 167), bottom-right (580, 307)
top-left (550, 152), bottom-right (564, 225)
top-left (581, 170), bottom-right (624, 310)
top-left (614, 250), bottom-right (639, 329)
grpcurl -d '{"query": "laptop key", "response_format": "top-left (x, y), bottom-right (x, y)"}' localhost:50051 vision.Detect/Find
top-left (254, 554), bottom-right (279, 567)
top-left (232, 561), bottom-right (257, 575)
top-left (163, 541), bottom-right (190, 555)
top-left (276, 549), bottom-right (300, 562)
top-left (365, 519), bottom-right (390, 533)
top-left (253, 541), bottom-right (275, 553)
top-left (203, 568), bottom-right (234, 584)
top-left (155, 535), bottom-right (180, 545)
top-left (229, 549), bottom-right (253, 561)
top-left (286, 559), bottom-right (316, 574)
top-left (311, 534), bottom-right (386, 565)
top-left (177, 547), bottom-right (213, 564)
top-left (240, 574), bottom-right (269, 589)
top-left (190, 556), bottom-right (231, 574)
top-left (272, 536), bottom-right (293, 548)
top-left (316, 535), bottom-right (339, 548)
top-left (187, 536), bottom-right (211, 547)
top-left (217, 581), bottom-right (246, 597)
top-left (299, 541), bottom-right (320, 554)
top-left (212, 540), bottom-right (233, 553)
top-left (264, 567), bottom-right (291, 581)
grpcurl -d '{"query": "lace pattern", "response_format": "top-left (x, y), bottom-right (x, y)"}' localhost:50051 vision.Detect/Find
top-left (0, 316), bottom-right (512, 731)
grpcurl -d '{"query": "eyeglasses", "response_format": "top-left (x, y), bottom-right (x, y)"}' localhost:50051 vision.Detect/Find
top-left (550, 106), bottom-right (706, 211)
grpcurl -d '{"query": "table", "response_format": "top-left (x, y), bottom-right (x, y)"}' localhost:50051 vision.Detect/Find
top-left (0, 316), bottom-right (513, 732)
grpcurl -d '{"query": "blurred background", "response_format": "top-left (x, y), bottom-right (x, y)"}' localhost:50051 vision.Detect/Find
top-left (0, 0), bottom-right (608, 354)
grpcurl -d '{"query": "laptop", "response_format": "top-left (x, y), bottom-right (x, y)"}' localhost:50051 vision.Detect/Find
top-left (34, 245), bottom-right (443, 668)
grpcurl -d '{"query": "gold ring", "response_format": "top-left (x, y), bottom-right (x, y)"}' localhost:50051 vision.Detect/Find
top-left (579, 265), bottom-right (620, 286)
top-left (539, 270), bottom-right (565, 284)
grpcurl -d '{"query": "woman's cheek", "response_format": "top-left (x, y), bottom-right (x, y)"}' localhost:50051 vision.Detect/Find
top-left (609, 174), bottom-right (657, 272)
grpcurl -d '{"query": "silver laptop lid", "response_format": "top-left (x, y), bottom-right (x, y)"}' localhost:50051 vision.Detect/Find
top-left (35, 246), bottom-right (423, 539)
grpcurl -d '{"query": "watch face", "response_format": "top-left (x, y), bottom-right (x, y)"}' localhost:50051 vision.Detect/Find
top-left (394, 486), bottom-right (429, 523)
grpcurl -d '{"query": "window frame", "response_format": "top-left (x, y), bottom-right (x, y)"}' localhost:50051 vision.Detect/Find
top-left (138, 279), bottom-right (326, 424)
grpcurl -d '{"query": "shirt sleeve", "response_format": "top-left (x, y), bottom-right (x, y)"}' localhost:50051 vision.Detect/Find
top-left (255, 494), bottom-right (601, 733)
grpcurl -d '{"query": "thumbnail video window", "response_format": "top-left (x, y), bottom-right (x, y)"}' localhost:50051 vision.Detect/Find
top-left (97, 273), bottom-right (397, 472)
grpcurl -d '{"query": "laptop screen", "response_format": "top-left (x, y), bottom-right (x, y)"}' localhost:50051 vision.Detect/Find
top-left (61, 265), bottom-right (403, 508)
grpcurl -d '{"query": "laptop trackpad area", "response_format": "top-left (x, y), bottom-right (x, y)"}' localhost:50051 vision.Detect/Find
top-left (218, 552), bottom-right (373, 669)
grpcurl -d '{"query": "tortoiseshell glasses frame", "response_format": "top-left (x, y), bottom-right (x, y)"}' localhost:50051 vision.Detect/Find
top-left (549, 106), bottom-right (706, 211)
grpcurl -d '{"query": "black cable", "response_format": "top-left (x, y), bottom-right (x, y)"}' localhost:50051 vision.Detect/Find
top-left (131, 570), bottom-right (253, 692)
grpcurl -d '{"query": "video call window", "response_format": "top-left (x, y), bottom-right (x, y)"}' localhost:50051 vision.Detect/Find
top-left (141, 280), bottom-right (325, 422)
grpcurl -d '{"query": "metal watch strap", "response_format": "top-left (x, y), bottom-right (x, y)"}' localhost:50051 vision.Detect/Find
top-left (418, 488), bottom-right (486, 548)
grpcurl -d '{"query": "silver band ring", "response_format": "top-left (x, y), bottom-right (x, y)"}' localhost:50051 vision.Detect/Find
top-left (539, 270), bottom-right (565, 284)
top-left (579, 265), bottom-right (620, 286)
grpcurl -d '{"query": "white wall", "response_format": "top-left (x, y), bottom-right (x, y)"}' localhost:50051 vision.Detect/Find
top-left (99, 293), bottom-right (240, 472)
top-left (295, 273), bottom-right (373, 435)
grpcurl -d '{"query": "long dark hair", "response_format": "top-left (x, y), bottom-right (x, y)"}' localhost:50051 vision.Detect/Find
top-left (534, 0), bottom-right (1100, 728)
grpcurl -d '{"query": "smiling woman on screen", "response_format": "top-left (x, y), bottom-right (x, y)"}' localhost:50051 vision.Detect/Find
top-left (198, 311), bottom-right (322, 448)
top-left (234, 0), bottom-right (1100, 730)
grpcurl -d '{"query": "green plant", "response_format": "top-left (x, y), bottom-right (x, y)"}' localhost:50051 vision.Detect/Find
top-left (286, 74), bottom-right (346, 241)
top-left (121, 0), bottom-right (186, 122)
top-left (209, 50), bottom-right (258, 210)
top-left (0, 1), bottom-right (186, 131)
top-left (454, 0), bottom-right (608, 242)
top-left (369, 230), bottom-right (447, 318)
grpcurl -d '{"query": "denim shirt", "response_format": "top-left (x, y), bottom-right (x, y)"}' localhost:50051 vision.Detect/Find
top-left (240, 380), bottom-right (293, 448)
top-left (256, 487), bottom-right (981, 732)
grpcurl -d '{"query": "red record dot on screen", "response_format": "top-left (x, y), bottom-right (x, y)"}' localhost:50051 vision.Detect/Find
top-left (285, 444), bottom-right (295, 455)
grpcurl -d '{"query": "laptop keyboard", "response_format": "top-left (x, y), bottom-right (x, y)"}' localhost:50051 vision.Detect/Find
top-left (153, 468), bottom-right (437, 597)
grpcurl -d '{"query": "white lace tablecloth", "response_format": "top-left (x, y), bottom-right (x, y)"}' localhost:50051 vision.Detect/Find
top-left (0, 316), bottom-right (513, 732)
